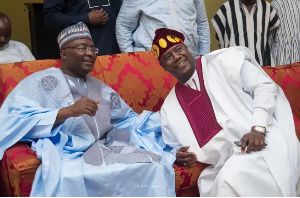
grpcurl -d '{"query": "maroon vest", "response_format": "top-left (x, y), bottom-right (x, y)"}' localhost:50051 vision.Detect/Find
top-left (175, 57), bottom-right (222, 148)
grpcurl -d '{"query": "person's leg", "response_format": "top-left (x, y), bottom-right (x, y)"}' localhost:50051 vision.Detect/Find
top-left (197, 164), bottom-right (221, 197)
top-left (211, 152), bottom-right (282, 196)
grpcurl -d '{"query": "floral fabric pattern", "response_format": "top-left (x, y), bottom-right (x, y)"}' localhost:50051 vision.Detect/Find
top-left (0, 54), bottom-right (299, 197)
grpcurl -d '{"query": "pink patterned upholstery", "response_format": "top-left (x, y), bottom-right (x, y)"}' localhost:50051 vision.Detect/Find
top-left (0, 51), bottom-right (201, 197)
top-left (0, 60), bottom-right (62, 105)
top-left (1, 53), bottom-right (299, 197)
top-left (262, 62), bottom-right (300, 139)
top-left (90, 52), bottom-right (177, 113)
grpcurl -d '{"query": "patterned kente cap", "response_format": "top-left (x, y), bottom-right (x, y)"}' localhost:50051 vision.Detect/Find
top-left (57, 22), bottom-right (92, 49)
top-left (151, 28), bottom-right (185, 61)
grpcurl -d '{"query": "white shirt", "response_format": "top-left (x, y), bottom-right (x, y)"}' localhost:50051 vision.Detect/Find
top-left (0, 40), bottom-right (35, 64)
top-left (183, 70), bottom-right (201, 92)
top-left (116, 0), bottom-right (211, 57)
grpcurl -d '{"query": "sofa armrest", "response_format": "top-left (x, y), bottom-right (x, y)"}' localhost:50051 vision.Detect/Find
top-left (0, 143), bottom-right (208, 197)
top-left (174, 162), bottom-right (209, 197)
top-left (0, 142), bottom-right (41, 197)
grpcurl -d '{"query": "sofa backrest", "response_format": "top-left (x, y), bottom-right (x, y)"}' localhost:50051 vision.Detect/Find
top-left (1, 52), bottom-right (299, 117)
top-left (262, 62), bottom-right (300, 120)
top-left (0, 51), bottom-right (177, 113)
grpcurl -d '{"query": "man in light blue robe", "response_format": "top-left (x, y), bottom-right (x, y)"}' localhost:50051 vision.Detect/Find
top-left (0, 22), bottom-right (175, 196)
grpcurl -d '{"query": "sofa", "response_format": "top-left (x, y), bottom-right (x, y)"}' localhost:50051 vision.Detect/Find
top-left (0, 51), bottom-right (299, 197)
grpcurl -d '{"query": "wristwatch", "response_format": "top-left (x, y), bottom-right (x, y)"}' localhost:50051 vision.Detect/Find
top-left (252, 126), bottom-right (266, 134)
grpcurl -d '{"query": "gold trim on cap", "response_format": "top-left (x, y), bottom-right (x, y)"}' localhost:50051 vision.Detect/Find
top-left (167, 35), bottom-right (181, 43)
top-left (159, 38), bottom-right (167, 48)
top-left (151, 44), bottom-right (159, 59)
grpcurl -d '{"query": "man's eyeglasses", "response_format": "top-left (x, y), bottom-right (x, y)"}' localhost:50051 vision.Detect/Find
top-left (63, 46), bottom-right (99, 54)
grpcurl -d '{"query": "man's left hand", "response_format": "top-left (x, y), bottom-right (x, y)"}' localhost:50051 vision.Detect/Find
top-left (240, 129), bottom-right (265, 153)
top-left (175, 146), bottom-right (197, 167)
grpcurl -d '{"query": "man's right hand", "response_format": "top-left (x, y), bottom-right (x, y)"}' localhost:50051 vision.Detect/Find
top-left (88, 9), bottom-right (109, 25)
top-left (54, 98), bottom-right (99, 127)
top-left (67, 97), bottom-right (99, 117)
top-left (175, 146), bottom-right (197, 167)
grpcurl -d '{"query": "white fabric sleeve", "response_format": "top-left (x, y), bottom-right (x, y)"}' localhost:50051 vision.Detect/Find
top-left (195, 0), bottom-right (210, 55)
top-left (21, 43), bottom-right (36, 61)
top-left (240, 60), bottom-right (277, 127)
top-left (115, 0), bottom-right (141, 53)
top-left (160, 107), bottom-right (181, 149)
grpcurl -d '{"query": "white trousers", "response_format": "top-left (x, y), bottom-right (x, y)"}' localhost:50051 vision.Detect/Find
top-left (198, 151), bottom-right (282, 196)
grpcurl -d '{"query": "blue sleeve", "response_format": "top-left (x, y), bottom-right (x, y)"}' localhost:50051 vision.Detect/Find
top-left (101, 84), bottom-right (167, 155)
top-left (115, 0), bottom-right (141, 52)
top-left (43, 0), bottom-right (90, 29)
top-left (101, 83), bottom-right (160, 132)
top-left (0, 94), bottom-right (63, 159)
top-left (195, 0), bottom-right (210, 55)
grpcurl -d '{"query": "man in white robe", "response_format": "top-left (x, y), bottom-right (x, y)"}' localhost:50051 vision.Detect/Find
top-left (151, 28), bottom-right (300, 196)
top-left (0, 12), bottom-right (35, 64)
top-left (0, 23), bottom-right (175, 196)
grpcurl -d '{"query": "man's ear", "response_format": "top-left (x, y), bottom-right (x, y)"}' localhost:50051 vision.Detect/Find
top-left (60, 49), bottom-right (67, 59)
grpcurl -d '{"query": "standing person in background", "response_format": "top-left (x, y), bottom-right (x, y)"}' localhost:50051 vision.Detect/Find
top-left (211, 0), bottom-right (280, 66)
top-left (116, 0), bottom-right (210, 58)
top-left (270, 0), bottom-right (300, 66)
top-left (0, 12), bottom-right (35, 64)
top-left (44, 0), bottom-right (122, 56)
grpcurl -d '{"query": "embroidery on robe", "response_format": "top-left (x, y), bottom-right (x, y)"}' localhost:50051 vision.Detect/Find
top-left (175, 57), bottom-right (222, 148)
top-left (110, 92), bottom-right (121, 109)
top-left (41, 75), bottom-right (58, 91)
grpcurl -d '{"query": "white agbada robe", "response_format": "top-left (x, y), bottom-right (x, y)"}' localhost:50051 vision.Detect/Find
top-left (161, 46), bottom-right (300, 196)
top-left (0, 40), bottom-right (35, 64)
